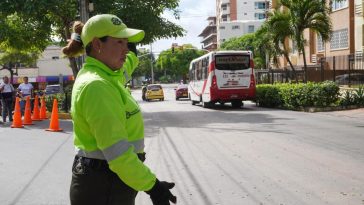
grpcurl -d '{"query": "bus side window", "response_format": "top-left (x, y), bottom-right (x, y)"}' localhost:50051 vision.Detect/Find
top-left (196, 62), bottom-right (199, 81)
top-left (203, 57), bottom-right (208, 79)
top-left (198, 61), bottom-right (202, 80)
top-left (192, 63), bottom-right (196, 81)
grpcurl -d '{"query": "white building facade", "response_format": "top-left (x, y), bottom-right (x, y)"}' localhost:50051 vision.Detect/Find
top-left (0, 45), bottom-right (73, 89)
top-left (216, 0), bottom-right (270, 47)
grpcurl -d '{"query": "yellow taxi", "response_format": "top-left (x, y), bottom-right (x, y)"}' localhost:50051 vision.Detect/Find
top-left (145, 84), bottom-right (164, 101)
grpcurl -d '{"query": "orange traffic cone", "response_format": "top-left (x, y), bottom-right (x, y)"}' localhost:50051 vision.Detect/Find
top-left (46, 99), bottom-right (62, 132)
top-left (32, 95), bottom-right (42, 121)
top-left (39, 96), bottom-right (47, 119)
top-left (23, 96), bottom-right (34, 125)
top-left (11, 97), bottom-right (24, 128)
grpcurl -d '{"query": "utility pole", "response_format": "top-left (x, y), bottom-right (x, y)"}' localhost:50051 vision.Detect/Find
top-left (150, 44), bottom-right (154, 84)
top-left (80, 0), bottom-right (89, 23)
top-left (79, 0), bottom-right (90, 64)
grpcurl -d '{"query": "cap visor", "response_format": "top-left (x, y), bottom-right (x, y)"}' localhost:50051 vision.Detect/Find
top-left (112, 28), bottom-right (145, 43)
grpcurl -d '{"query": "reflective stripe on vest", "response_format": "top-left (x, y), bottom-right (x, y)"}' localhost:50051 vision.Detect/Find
top-left (76, 139), bottom-right (144, 161)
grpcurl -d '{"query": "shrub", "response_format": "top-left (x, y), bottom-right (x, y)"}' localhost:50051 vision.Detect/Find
top-left (353, 86), bottom-right (364, 106)
top-left (339, 90), bottom-right (355, 107)
top-left (256, 84), bottom-right (282, 107)
top-left (256, 81), bottom-right (340, 109)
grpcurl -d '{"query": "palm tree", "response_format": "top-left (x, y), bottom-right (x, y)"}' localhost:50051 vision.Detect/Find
top-left (265, 9), bottom-right (299, 81)
top-left (280, 0), bottom-right (332, 82)
top-left (254, 24), bottom-right (280, 70)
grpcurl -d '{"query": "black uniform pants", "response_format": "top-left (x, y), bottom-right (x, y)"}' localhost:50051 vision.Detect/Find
top-left (70, 154), bottom-right (146, 205)
top-left (1, 97), bottom-right (13, 122)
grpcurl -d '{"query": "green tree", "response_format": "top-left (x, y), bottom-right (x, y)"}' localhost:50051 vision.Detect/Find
top-left (220, 33), bottom-right (268, 69)
top-left (0, 13), bottom-right (49, 81)
top-left (0, 0), bottom-right (185, 77)
top-left (220, 33), bottom-right (255, 51)
top-left (133, 49), bottom-right (154, 80)
top-left (155, 44), bottom-right (204, 82)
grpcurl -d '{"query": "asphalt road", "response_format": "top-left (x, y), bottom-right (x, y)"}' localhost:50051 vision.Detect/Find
top-left (0, 84), bottom-right (363, 205)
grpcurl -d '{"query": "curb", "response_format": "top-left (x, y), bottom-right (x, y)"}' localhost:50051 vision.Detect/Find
top-left (295, 105), bottom-right (364, 113)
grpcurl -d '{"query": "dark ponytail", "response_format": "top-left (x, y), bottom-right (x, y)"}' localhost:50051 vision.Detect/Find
top-left (62, 21), bottom-right (85, 57)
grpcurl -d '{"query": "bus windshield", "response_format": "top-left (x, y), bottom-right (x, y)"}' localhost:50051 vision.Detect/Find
top-left (215, 55), bottom-right (250, 70)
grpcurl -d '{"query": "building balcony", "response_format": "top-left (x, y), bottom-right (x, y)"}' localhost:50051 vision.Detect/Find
top-left (203, 42), bottom-right (217, 50)
top-left (201, 33), bottom-right (217, 43)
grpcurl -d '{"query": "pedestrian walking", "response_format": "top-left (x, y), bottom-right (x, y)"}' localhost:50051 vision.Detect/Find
top-left (62, 14), bottom-right (177, 205)
top-left (0, 76), bottom-right (15, 123)
top-left (17, 76), bottom-right (33, 115)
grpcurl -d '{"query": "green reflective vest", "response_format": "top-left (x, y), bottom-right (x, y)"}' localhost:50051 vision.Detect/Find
top-left (71, 52), bottom-right (156, 191)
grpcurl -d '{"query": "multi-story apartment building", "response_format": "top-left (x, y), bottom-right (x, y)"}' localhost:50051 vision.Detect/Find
top-left (273, 0), bottom-right (360, 70)
top-left (198, 17), bottom-right (218, 51)
top-left (215, 0), bottom-right (270, 47)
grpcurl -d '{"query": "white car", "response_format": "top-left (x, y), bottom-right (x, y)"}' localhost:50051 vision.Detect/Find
top-left (45, 84), bottom-right (62, 95)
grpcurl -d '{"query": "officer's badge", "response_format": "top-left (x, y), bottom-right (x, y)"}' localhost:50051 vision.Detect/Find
top-left (111, 17), bottom-right (122, 25)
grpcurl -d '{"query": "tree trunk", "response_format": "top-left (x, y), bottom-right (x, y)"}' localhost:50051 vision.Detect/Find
top-left (282, 44), bottom-right (298, 83)
top-left (301, 46), bottom-right (308, 83)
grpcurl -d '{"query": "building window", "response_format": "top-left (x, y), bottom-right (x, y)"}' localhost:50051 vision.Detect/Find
top-left (317, 34), bottom-right (325, 52)
top-left (222, 14), bottom-right (229, 22)
top-left (330, 29), bottom-right (348, 50)
top-left (221, 4), bottom-right (227, 10)
top-left (219, 26), bottom-right (225, 29)
top-left (232, 25), bottom-right (240, 30)
top-left (255, 2), bottom-right (266, 9)
top-left (248, 25), bottom-right (255, 33)
top-left (331, 0), bottom-right (348, 11)
top-left (254, 13), bottom-right (266, 19)
top-left (222, 14), bottom-right (227, 22)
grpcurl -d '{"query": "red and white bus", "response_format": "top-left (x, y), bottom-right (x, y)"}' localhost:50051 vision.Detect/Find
top-left (188, 51), bottom-right (256, 108)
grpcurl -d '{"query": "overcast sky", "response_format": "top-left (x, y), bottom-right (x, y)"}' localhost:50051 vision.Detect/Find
top-left (146, 0), bottom-right (216, 53)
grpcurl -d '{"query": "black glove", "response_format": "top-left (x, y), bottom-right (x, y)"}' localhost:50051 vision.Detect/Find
top-left (146, 179), bottom-right (177, 205)
top-left (128, 42), bottom-right (138, 56)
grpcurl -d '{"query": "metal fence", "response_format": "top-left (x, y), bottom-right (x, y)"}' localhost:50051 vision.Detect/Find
top-left (256, 54), bottom-right (364, 87)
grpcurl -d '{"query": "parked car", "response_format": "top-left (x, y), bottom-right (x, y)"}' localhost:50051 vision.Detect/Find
top-left (45, 84), bottom-right (62, 95)
top-left (335, 73), bottom-right (364, 85)
top-left (145, 84), bottom-right (164, 101)
top-left (175, 84), bottom-right (188, 100)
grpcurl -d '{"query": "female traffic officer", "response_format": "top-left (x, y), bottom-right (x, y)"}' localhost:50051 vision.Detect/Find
top-left (62, 14), bottom-right (176, 205)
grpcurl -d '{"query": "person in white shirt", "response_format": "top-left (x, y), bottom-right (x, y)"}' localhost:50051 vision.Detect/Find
top-left (17, 76), bottom-right (34, 115)
top-left (0, 76), bottom-right (15, 122)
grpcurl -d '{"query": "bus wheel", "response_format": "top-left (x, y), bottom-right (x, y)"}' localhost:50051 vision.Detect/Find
top-left (191, 100), bottom-right (197, 105)
top-left (231, 100), bottom-right (242, 108)
top-left (202, 101), bottom-right (211, 108)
